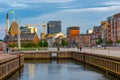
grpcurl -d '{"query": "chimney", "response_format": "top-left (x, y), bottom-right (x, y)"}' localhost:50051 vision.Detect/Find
top-left (6, 13), bottom-right (10, 32)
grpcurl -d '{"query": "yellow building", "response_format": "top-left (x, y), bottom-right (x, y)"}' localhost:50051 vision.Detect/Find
top-left (40, 32), bottom-right (45, 39)
top-left (27, 26), bottom-right (38, 33)
top-left (20, 26), bottom-right (38, 33)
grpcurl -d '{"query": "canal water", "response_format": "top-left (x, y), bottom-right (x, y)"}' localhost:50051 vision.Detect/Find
top-left (7, 59), bottom-right (118, 80)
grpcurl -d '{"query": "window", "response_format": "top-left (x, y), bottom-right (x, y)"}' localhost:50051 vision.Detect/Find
top-left (108, 34), bottom-right (111, 37)
top-left (108, 30), bottom-right (111, 32)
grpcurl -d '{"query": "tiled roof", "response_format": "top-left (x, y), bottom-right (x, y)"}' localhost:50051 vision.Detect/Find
top-left (4, 33), bottom-right (36, 42)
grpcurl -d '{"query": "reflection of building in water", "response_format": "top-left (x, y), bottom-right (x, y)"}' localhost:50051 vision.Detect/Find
top-left (47, 60), bottom-right (62, 74)
top-left (7, 67), bottom-right (24, 80)
top-left (28, 64), bottom-right (35, 79)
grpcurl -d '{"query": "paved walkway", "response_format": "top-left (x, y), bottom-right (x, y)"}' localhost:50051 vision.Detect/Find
top-left (47, 47), bottom-right (120, 57)
top-left (0, 54), bottom-right (17, 61)
top-left (22, 47), bottom-right (120, 57)
top-left (1, 47), bottom-right (119, 62)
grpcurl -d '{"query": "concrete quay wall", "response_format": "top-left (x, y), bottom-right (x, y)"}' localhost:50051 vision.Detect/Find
top-left (0, 54), bottom-right (24, 80)
top-left (72, 52), bottom-right (120, 77)
top-left (22, 51), bottom-right (72, 59)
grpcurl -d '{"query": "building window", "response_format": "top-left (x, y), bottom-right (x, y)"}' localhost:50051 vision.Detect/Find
top-left (108, 34), bottom-right (111, 37)
top-left (108, 30), bottom-right (111, 32)
top-left (108, 26), bottom-right (111, 28)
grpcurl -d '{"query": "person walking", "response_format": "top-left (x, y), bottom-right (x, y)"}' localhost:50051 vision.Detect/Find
top-left (77, 45), bottom-right (80, 51)
top-left (77, 45), bottom-right (82, 51)
top-left (80, 46), bottom-right (82, 51)
top-left (6, 47), bottom-right (9, 53)
top-left (57, 46), bottom-right (60, 52)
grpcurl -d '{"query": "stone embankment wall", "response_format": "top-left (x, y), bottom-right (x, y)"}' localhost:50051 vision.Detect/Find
top-left (0, 54), bottom-right (24, 80)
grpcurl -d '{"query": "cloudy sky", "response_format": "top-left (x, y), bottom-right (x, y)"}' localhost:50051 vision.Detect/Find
top-left (0, 0), bottom-right (120, 39)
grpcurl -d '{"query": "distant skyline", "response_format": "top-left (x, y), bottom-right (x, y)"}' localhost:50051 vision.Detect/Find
top-left (0, 0), bottom-right (120, 39)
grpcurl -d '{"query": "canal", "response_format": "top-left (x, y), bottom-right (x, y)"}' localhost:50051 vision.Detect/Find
top-left (7, 59), bottom-right (118, 80)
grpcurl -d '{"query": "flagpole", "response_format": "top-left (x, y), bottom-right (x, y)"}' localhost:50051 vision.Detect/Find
top-left (10, 10), bottom-right (21, 50)
top-left (11, 10), bottom-right (15, 21)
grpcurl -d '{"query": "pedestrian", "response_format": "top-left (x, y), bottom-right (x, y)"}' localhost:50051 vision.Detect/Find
top-left (77, 45), bottom-right (82, 51)
top-left (0, 44), bottom-right (3, 54)
top-left (80, 46), bottom-right (82, 51)
top-left (6, 47), bottom-right (9, 53)
top-left (57, 46), bottom-right (60, 51)
top-left (77, 45), bottom-right (80, 51)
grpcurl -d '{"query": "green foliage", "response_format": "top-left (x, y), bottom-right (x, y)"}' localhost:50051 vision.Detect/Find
top-left (9, 44), bottom-right (18, 48)
top-left (20, 47), bottom-right (47, 51)
top-left (21, 42), bottom-right (37, 48)
top-left (106, 40), bottom-right (113, 44)
top-left (61, 39), bottom-right (66, 46)
top-left (96, 38), bottom-right (103, 45)
top-left (38, 41), bottom-right (44, 47)
top-left (54, 41), bottom-right (59, 46)
top-left (44, 41), bottom-right (48, 47)
top-left (38, 41), bottom-right (48, 47)
top-left (117, 39), bottom-right (120, 43)
top-left (61, 39), bottom-right (68, 47)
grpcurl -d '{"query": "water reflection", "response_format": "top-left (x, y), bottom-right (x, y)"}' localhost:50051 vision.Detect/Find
top-left (7, 59), bottom-right (119, 80)
top-left (28, 64), bottom-right (35, 80)
top-left (6, 67), bottom-right (24, 80)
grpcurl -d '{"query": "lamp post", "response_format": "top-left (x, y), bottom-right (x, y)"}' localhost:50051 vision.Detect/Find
top-left (10, 10), bottom-right (21, 50)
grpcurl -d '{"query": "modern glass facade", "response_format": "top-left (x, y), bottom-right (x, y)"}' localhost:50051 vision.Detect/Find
top-left (47, 21), bottom-right (61, 34)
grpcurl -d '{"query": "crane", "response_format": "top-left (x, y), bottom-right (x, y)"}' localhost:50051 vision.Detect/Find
top-left (24, 22), bottom-right (47, 38)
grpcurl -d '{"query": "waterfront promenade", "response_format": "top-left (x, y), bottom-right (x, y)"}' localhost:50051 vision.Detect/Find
top-left (22, 47), bottom-right (120, 58)
top-left (1, 47), bottom-right (120, 79)
top-left (0, 54), bottom-right (17, 61)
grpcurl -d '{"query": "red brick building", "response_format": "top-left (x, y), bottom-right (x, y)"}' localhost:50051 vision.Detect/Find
top-left (80, 34), bottom-right (91, 47)
top-left (4, 21), bottom-right (39, 45)
top-left (91, 26), bottom-right (101, 46)
top-left (107, 13), bottom-right (120, 45)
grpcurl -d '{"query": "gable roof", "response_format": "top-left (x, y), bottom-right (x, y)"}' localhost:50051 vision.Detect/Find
top-left (4, 33), bottom-right (38, 42)
top-left (9, 21), bottom-right (20, 35)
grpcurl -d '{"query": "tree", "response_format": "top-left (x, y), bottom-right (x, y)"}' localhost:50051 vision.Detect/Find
top-left (38, 41), bottom-right (44, 47)
top-left (61, 39), bottom-right (68, 47)
top-left (96, 38), bottom-right (103, 45)
top-left (106, 40), bottom-right (113, 45)
top-left (38, 41), bottom-right (48, 47)
top-left (9, 44), bottom-right (18, 48)
top-left (21, 42), bottom-right (37, 48)
top-left (61, 39), bottom-right (66, 47)
top-left (54, 41), bottom-right (59, 47)
top-left (65, 41), bottom-right (68, 46)
top-left (117, 39), bottom-right (120, 44)
top-left (44, 41), bottom-right (48, 47)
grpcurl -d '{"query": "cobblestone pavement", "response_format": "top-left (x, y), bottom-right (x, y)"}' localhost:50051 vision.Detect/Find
top-left (0, 54), bottom-right (17, 61)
